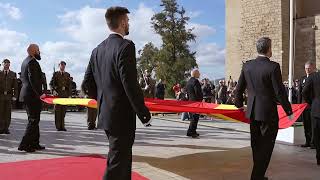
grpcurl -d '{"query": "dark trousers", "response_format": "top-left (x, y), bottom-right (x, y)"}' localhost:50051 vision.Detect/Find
top-left (103, 131), bottom-right (135, 180)
top-left (55, 104), bottom-right (66, 130)
top-left (19, 99), bottom-right (42, 148)
top-left (313, 117), bottom-right (320, 161)
top-left (303, 108), bottom-right (313, 145)
top-left (87, 108), bottom-right (97, 128)
top-left (187, 113), bottom-right (199, 134)
top-left (0, 99), bottom-right (11, 131)
top-left (250, 120), bottom-right (278, 180)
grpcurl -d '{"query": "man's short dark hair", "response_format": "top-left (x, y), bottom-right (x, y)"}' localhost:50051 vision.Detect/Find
top-left (256, 37), bottom-right (272, 55)
top-left (105, 6), bottom-right (130, 30)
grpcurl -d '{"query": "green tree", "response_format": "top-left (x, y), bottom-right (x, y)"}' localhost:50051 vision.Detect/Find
top-left (137, 42), bottom-right (159, 76)
top-left (151, 0), bottom-right (197, 97)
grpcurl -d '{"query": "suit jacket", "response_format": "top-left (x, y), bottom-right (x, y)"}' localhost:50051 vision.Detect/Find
top-left (302, 72), bottom-right (320, 118)
top-left (235, 56), bottom-right (292, 122)
top-left (298, 75), bottom-right (310, 104)
top-left (82, 34), bottom-right (149, 134)
top-left (186, 77), bottom-right (203, 102)
top-left (19, 56), bottom-right (43, 102)
top-left (0, 70), bottom-right (18, 101)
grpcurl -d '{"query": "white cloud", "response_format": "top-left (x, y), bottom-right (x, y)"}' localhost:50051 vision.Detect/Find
top-left (188, 23), bottom-right (216, 39)
top-left (58, 6), bottom-right (108, 46)
top-left (0, 29), bottom-right (27, 54)
top-left (128, 3), bottom-right (162, 49)
top-left (40, 41), bottom-right (92, 86)
top-left (196, 43), bottom-right (225, 79)
top-left (196, 43), bottom-right (225, 66)
top-left (58, 4), bottom-right (161, 51)
top-left (0, 29), bottom-right (28, 72)
top-left (0, 3), bottom-right (22, 20)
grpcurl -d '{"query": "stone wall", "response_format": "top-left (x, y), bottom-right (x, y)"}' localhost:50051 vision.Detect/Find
top-left (294, 15), bottom-right (320, 79)
top-left (295, 17), bottom-right (316, 78)
top-left (225, 0), bottom-right (242, 81)
top-left (226, 0), bottom-right (320, 81)
top-left (226, 0), bottom-right (289, 81)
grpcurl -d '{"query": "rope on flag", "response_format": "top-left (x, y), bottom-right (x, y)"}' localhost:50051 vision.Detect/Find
top-left (41, 96), bottom-right (307, 129)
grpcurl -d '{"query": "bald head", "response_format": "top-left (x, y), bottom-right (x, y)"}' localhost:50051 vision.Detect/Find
top-left (27, 44), bottom-right (41, 60)
top-left (191, 69), bottom-right (200, 78)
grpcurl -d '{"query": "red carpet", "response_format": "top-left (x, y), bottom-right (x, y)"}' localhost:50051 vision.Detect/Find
top-left (0, 155), bottom-right (149, 180)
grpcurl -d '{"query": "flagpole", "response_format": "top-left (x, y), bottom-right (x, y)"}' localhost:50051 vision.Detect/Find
top-left (288, 0), bottom-right (294, 103)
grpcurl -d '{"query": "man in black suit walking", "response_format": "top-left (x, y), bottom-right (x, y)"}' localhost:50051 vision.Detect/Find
top-left (18, 44), bottom-right (46, 152)
top-left (186, 69), bottom-right (203, 138)
top-left (82, 7), bottom-right (151, 180)
top-left (302, 69), bottom-right (320, 166)
top-left (234, 37), bottom-right (293, 180)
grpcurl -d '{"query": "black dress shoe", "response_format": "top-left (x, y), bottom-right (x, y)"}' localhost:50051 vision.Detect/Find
top-left (146, 124), bottom-right (152, 127)
top-left (18, 146), bottom-right (35, 152)
top-left (301, 143), bottom-right (310, 148)
top-left (187, 133), bottom-right (200, 138)
top-left (57, 128), bottom-right (67, 131)
top-left (4, 130), bottom-right (10, 134)
top-left (88, 126), bottom-right (96, 130)
top-left (33, 144), bottom-right (45, 150)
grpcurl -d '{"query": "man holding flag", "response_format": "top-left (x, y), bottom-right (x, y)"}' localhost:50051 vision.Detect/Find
top-left (82, 6), bottom-right (151, 180)
top-left (235, 37), bottom-right (294, 180)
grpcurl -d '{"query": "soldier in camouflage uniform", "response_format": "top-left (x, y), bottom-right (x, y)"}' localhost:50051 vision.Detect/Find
top-left (0, 59), bottom-right (18, 134)
top-left (50, 61), bottom-right (72, 131)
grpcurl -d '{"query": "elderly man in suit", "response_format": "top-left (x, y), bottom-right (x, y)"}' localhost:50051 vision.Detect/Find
top-left (82, 6), bottom-right (151, 180)
top-left (298, 61), bottom-right (316, 148)
top-left (186, 69), bottom-right (203, 138)
top-left (235, 37), bottom-right (293, 180)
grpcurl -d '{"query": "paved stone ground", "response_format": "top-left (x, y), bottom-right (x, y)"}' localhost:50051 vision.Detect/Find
top-left (0, 110), bottom-right (319, 180)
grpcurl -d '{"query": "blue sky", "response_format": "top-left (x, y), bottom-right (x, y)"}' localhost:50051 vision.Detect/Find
top-left (0, 0), bottom-right (225, 85)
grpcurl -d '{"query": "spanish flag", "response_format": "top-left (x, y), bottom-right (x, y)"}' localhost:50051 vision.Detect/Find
top-left (41, 96), bottom-right (307, 129)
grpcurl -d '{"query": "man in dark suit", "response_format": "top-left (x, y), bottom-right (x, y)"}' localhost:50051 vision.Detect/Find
top-left (298, 61), bottom-right (316, 148)
top-left (302, 70), bottom-right (320, 166)
top-left (18, 44), bottom-right (45, 152)
top-left (82, 7), bottom-right (151, 180)
top-left (186, 69), bottom-right (203, 138)
top-left (235, 37), bottom-right (293, 180)
top-left (155, 79), bottom-right (165, 100)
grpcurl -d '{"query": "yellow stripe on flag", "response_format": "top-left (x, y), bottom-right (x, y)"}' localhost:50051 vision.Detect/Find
top-left (214, 104), bottom-right (239, 110)
top-left (53, 98), bottom-right (91, 106)
top-left (209, 114), bottom-right (242, 123)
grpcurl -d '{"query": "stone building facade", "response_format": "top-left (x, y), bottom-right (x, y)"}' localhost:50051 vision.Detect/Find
top-left (226, 0), bottom-right (320, 81)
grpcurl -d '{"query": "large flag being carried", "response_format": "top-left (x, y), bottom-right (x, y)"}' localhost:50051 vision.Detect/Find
top-left (41, 96), bottom-right (307, 129)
